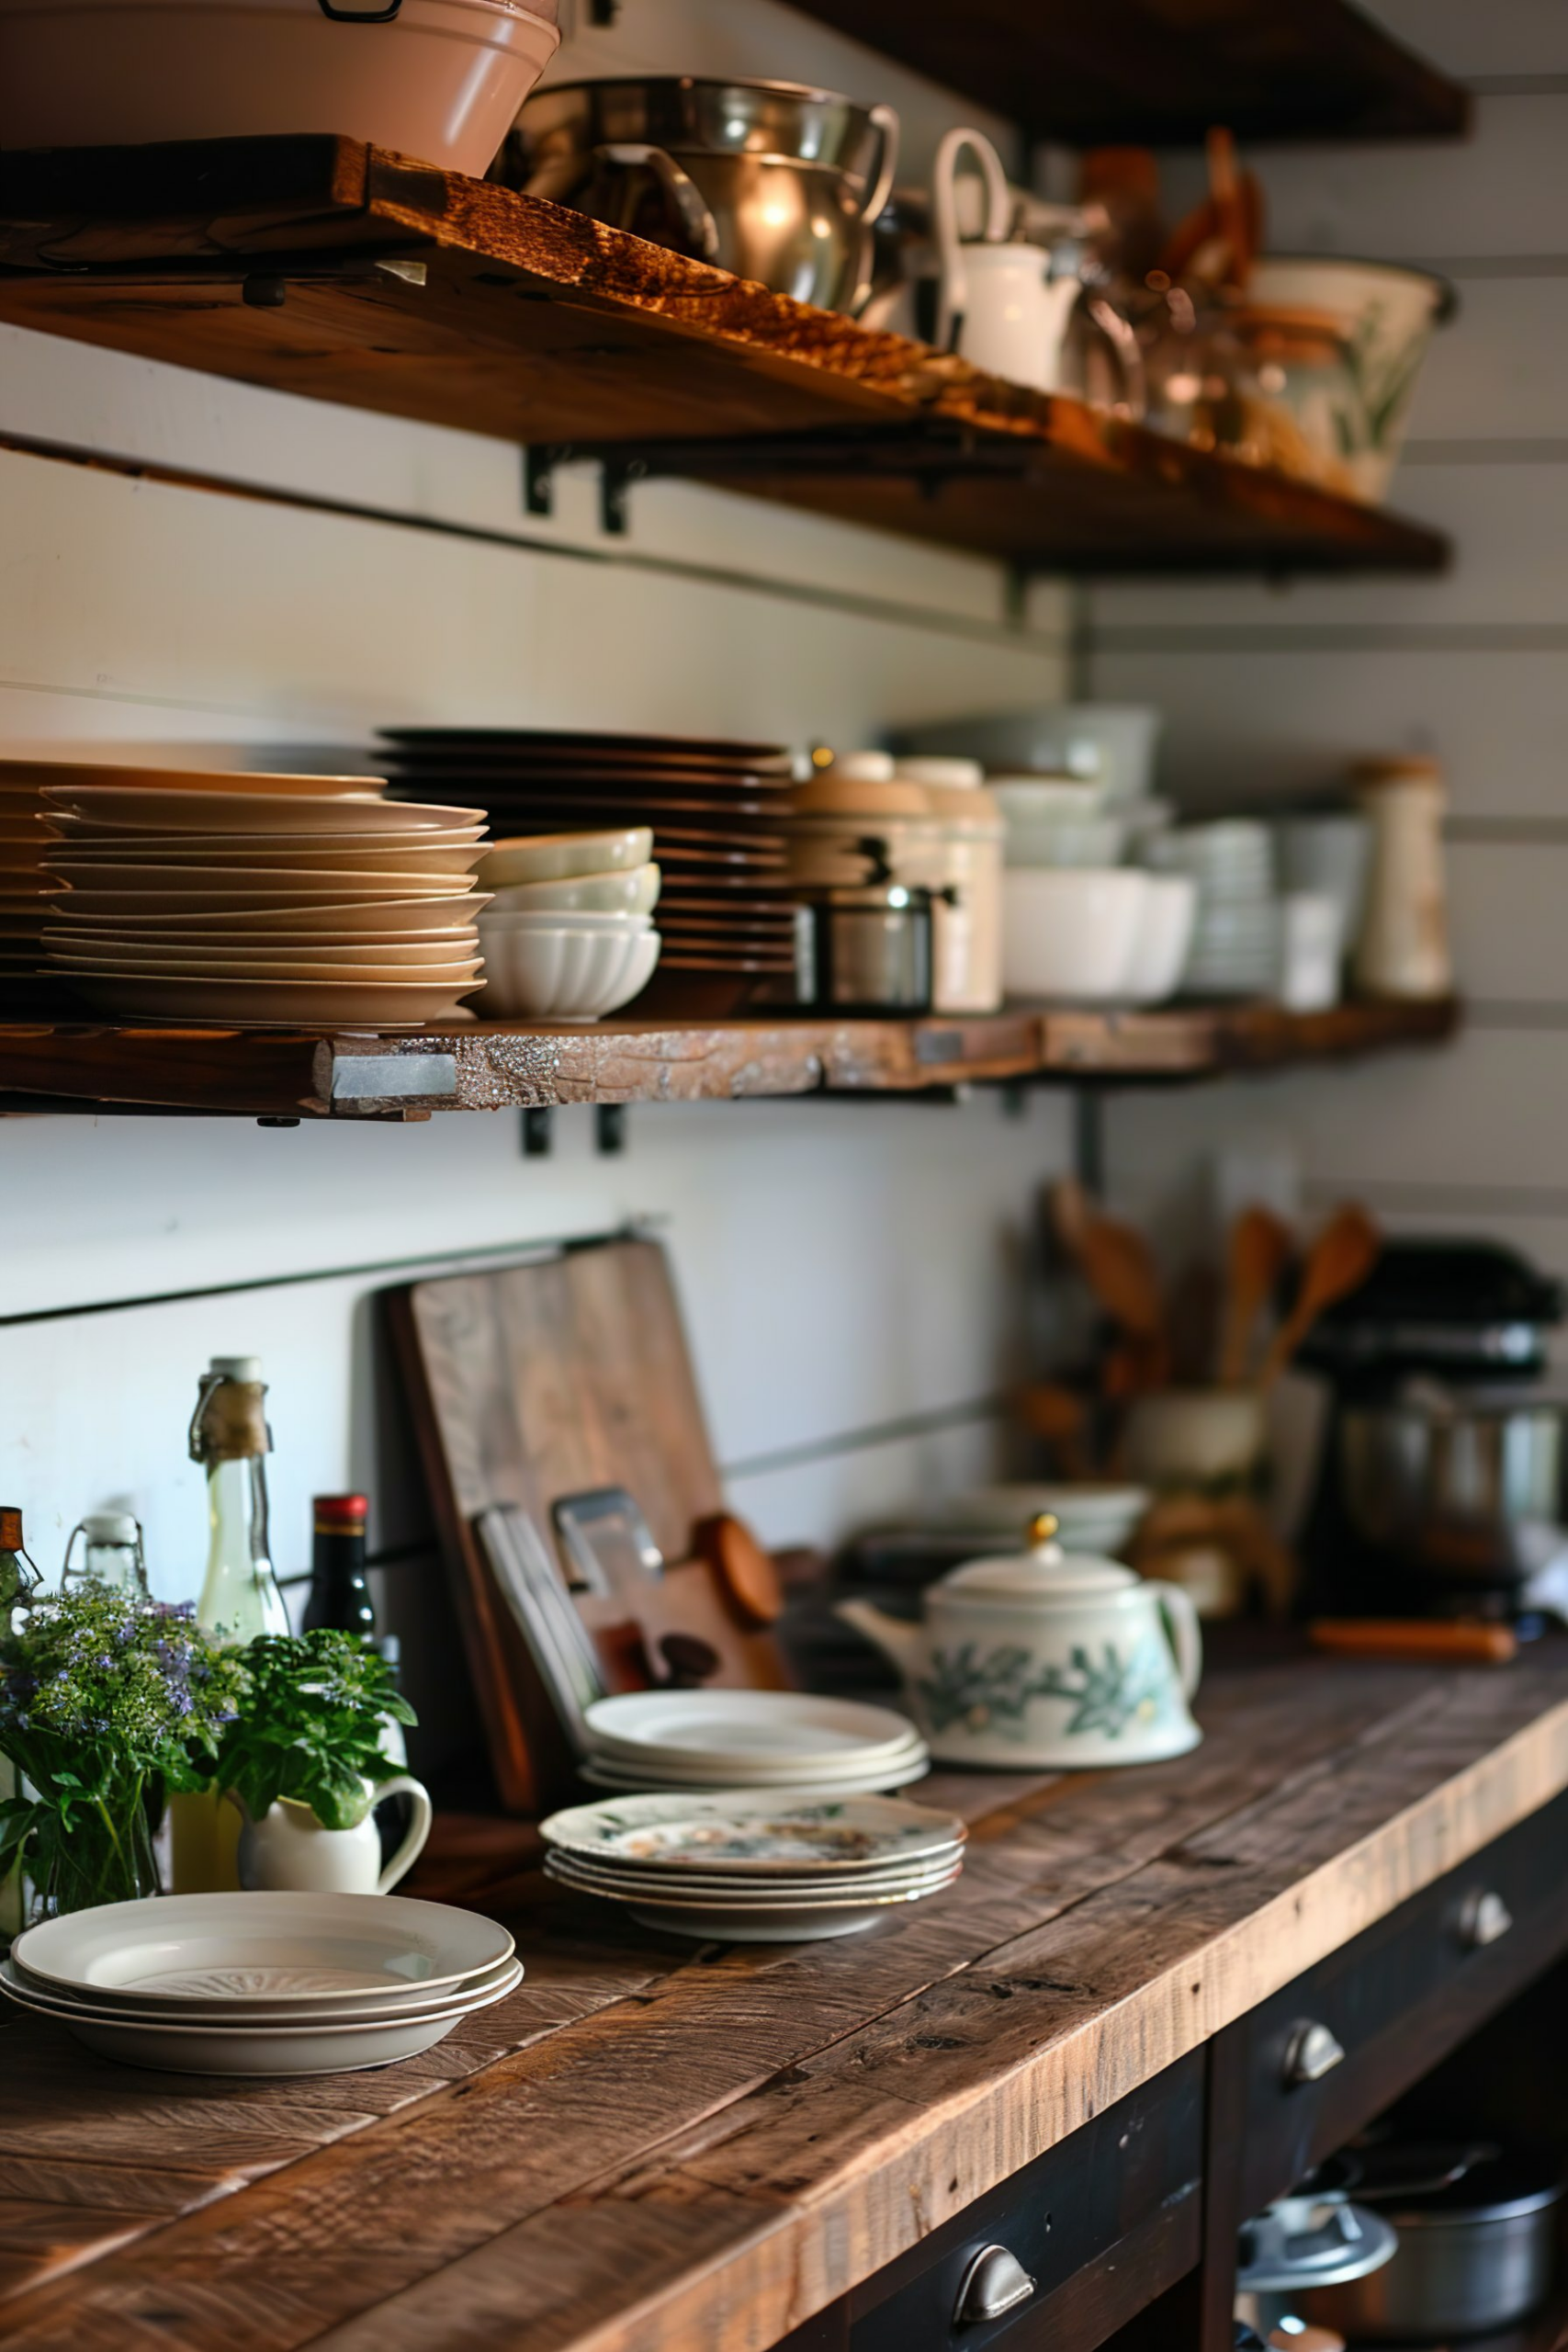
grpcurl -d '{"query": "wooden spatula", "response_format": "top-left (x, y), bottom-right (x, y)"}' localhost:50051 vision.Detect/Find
top-left (1258, 1204), bottom-right (1381, 1391)
top-left (1218, 1205), bottom-right (1294, 1386)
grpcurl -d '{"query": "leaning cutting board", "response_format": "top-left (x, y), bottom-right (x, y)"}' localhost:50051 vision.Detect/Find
top-left (388, 1236), bottom-right (788, 1814)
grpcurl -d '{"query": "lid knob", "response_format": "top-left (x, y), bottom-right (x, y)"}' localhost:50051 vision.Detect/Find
top-left (1027, 1511), bottom-right (1060, 1548)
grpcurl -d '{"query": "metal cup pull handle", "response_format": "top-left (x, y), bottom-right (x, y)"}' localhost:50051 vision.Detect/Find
top-left (954, 2245), bottom-right (1035, 2327)
top-left (1283, 2019), bottom-right (1346, 2087)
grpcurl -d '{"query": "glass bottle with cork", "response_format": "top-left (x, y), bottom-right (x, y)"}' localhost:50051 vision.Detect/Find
top-left (170, 1355), bottom-right (290, 1893)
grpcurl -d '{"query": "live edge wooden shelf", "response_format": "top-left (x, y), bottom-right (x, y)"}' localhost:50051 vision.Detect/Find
top-left (0, 138), bottom-right (1450, 578)
top-left (0, 998), bottom-right (1458, 1121)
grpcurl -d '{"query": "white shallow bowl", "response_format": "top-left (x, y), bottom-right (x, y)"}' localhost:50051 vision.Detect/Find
top-left (1122, 872), bottom-right (1197, 1005)
top-left (1001, 868), bottom-right (1148, 1000)
top-left (50, 895), bottom-right (492, 936)
top-left (485, 864), bottom-right (662, 917)
top-left (0, 1984), bottom-right (500, 2076)
top-left (900, 706), bottom-right (1162, 801)
top-left (0, 0), bottom-right (559, 178)
top-left (577, 1758), bottom-right (929, 1797)
top-left (928, 1482), bottom-right (1151, 1542)
top-left (13, 1890), bottom-right (514, 2002)
top-left (478, 921), bottom-right (660, 1019)
top-left (1003, 815), bottom-right (1129, 870)
top-left (41, 786), bottom-right (481, 836)
top-left (73, 975), bottom-right (482, 1024)
top-left (481, 909), bottom-right (651, 935)
top-left (478, 829), bottom-right (654, 888)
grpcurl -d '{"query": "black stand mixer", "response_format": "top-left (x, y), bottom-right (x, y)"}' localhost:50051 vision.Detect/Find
top-left (1296, 1240), bottom-right (1568, 1623)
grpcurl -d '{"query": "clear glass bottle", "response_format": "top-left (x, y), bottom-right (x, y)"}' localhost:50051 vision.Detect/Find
top-left (191, 1357), bottom-right (289, 1644)
top-left (61, 1512), bottom-right (151, 1600)
top-left (171, 1357), bottom-right (288, 1894)
top-left (0, 1507), bottom-right (41, 1943)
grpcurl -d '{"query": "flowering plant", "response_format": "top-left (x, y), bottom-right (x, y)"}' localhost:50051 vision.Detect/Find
top-left (211, 1630), bottom-right (415, 1833)
top-left (0, 1589), bottom-right (247, 1915)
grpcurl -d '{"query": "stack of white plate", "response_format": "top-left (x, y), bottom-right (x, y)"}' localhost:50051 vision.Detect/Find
top-left (1149, 820), bottom-right (1280, 999)
top-left (0, 1892), bottom-right (520, 2076)
top-left (38, 763), bottom-right (491, 1026)
top-left (578, 1689), bottom-right (929, 1796)
top-left (542, 1791), bottom-right (965, 1942)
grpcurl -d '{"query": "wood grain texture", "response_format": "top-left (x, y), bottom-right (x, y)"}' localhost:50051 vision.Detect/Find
top-left (0, 1000), bottom-right (1460, 1120)
top-left (779, 0), bottom-right (1470, 144)
top-left (3, 1651), bottom-right (1567, 2351)
top-left (0, 140), bottom-right (1449, 577)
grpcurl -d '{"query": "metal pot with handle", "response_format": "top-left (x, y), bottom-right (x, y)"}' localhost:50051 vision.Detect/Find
top-left (496, 76), bottom-right (898, 314)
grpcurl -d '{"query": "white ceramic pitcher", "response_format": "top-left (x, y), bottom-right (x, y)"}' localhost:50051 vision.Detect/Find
top-left (933, 128), bottom-right (1084, 392)
top-left (233, 1773), bottom-right (433, 1897)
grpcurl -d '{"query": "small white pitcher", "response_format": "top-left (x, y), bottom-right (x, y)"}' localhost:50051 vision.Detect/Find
top-left (933, 127), bottom-right (1084, 392)
top-left (232, 1773), bottom-right (433, 1897)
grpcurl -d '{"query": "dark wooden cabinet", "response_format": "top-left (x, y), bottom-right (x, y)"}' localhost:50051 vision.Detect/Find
top-left (791, 1786), bottom-right (1568, 2352)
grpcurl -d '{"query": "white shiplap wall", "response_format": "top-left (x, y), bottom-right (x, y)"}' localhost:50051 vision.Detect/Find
top-left (0, 0), bottom-right (1075, 1773)
top-left (1089, 3), bottom-right (1568, 1272)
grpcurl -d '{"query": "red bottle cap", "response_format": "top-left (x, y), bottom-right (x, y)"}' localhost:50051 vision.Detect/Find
top-left (0, 1507), bottom-right (24, 1551)
top-left (313, 1494), bottom-right (368, 1533)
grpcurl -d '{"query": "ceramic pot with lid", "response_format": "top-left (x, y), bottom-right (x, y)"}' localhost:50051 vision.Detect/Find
top-left (836, 1514), bottom-right (1201, 1769)
top-left (792, 838), bottom-right (934, 1015)
top-left (497, 77), bottom-right (898, 314)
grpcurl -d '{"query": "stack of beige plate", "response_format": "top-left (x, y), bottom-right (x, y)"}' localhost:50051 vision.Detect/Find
top-left (0, 757), bottom-right (69, 1004)
top-left (38, 764), bottom-right (491, 1026)
top-left (541, 1791), bottom-right (966, 1943)
top-left (0, 1892), bottom-right (521, 2077)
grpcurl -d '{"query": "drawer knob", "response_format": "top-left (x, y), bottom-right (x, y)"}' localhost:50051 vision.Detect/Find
top-left (1283, 2020), bottom-right (1347, 2086)
top-left (954, 2245), bottom-right (1036, 2327)
top-left (1461, 1888), bottom-right (1514, 1949)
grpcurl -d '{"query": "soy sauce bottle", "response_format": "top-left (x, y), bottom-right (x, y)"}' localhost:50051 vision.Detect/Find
top-left (303, 1494), bottom-right (376, 1640)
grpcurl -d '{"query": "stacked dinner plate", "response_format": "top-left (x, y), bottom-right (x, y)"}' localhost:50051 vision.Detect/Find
top-left (0, 1891), bottom-right (522, 2076)
top-left (0, 758), bottom-right (71, 1005)
top-left (381, 728), bottom-right (800, 1014)
top-left (541, 1791), bottom-right (965, 1942)
top-left (37, 763), bottom-right (491, 1027)
top-left (577, 1690), bottom-right (929, 1796)
top-left (1148, 820), bottom-right (1280, 999)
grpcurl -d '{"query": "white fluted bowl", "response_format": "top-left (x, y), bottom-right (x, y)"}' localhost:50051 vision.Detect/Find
top-left (479, 919), bottom-right (660, 1019)
top-left (1001, 869), bottom-right (1148, 1001)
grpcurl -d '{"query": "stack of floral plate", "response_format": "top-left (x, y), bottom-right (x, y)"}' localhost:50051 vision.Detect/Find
top-left (577, 1690), bottom-right (929, 1796)
top-left (37, 763), bottom-right (491, 1026)
top-left (541, 1791), bottom-right (966, 1941)
top-left (0, 1892), bottom-right (521, 2076)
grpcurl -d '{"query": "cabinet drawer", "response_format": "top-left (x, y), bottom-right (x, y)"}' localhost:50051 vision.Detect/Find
top-left (1231, 1782), bottom-right (1568, 2214)
top-left (845, 2052), bottom-right (1202, 2352)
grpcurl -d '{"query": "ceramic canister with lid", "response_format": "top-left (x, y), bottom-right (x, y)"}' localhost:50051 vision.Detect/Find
top-left (892, 757), bottom-right (1003, 1012)
top-left (1351, 755), bottom-right (1452, 1000)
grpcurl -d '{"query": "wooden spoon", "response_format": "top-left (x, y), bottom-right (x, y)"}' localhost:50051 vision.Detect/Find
top-left (1218, 1204), bottom-right (1295, 1386)
top-left (1078, 1212), bottom-right (1166, 1344)
top-left (1258, 1205), bottom-right (1381, 1391)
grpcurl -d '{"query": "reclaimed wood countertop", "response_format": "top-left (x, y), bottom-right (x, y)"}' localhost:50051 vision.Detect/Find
top-left (3, 1645), bottom-right (1568, 2352)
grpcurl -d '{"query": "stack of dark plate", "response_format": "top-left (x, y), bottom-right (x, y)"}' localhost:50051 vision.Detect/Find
top-left (380, 728), bottom-right (799, 1016)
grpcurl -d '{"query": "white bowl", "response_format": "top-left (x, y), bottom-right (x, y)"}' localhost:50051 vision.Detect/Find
top-left (479, 909), bottom-right (651, 934)
top-left (1122, 874), bottom-right (1197, 1005)
top-left (478, 829), bottom-right (654, 888)
top-left (0, 0), bottom-right (559, 177)
top-left (990, 777), bottom-right (1108, 820)
top-left (478, 920), bottom-right (660, 1019)
top-left (1250, 256), bottom-right (1453, 503)
top-left (1003, 816), bottom-right (1129, 870)
top-left (898, 707), bottom-right (1162, 802)
top-left (1001, 868), bottom-right (1148, 1001)
top-left (484, 865), bottom-right (661, 917)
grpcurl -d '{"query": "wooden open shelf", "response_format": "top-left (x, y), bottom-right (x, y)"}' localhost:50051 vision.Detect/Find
top-left (0, 139), bottom-right (1449, 578)
top-left (784, 0), bottom-right (1471, 146)
top-left (0, 998), bottom-right (1459, 1121)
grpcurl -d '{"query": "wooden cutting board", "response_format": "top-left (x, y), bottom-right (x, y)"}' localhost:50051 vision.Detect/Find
top-left (388, 1236), bottom-right (786, 1815)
